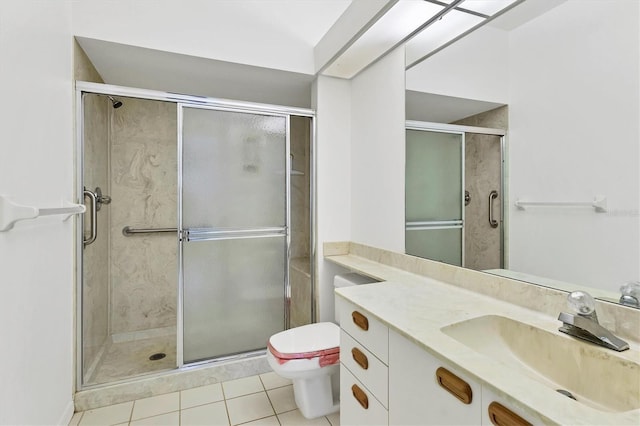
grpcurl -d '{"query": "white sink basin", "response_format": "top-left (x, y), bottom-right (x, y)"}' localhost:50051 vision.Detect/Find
top-left (441, 315), bottom-right (640, 412)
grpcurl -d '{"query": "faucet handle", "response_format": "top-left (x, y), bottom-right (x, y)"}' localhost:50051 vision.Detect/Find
top-left (567, 291), bottom-right (597, 318)
top-left (620, 281), bottom-right (640, 297)
top-left (619, 281), bottom-right (640, 307)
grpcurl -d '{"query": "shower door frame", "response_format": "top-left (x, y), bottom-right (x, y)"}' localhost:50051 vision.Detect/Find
top-left (405, 120), bottom-right (507, 269)
top-left (75, 81), bottom-right (317, 389)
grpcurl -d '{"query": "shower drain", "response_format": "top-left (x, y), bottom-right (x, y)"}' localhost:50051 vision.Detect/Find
top-left (149, 352), bottom-right (166, 361)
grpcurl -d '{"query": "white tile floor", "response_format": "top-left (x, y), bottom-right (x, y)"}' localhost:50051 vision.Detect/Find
top-left (70, 372), bottom-right (340, 426)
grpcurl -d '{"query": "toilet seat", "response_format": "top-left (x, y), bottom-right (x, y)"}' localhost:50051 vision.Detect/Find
top-left (268, 322), bottom-right (340, 367)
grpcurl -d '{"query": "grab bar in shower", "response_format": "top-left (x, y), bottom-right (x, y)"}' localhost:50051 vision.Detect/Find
top-left (489, 190), bottom-right (499, 228)
top-left (83, 189), bottom-right (97, 246)
top-left (122, 226), bottom-right (178, 236)
top-left (0, 195), bottom-right (86, 232)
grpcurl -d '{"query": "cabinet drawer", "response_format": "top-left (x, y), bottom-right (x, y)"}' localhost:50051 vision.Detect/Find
top-left (337, 297), bottom-right (388, 363)
top-left (341, 330), bottom-right (389, 408)
top-left (341, 364), bottom-right (388, 426)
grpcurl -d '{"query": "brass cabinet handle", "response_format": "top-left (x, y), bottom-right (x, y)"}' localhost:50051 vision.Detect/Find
top-left (352, 311), bottom-right (369, 331)
top-left (488, 402), bottom-right (532, 426)
top-left (351, 347), bottom-right (369, 370)
top-left (351, 384), bottom-right (369, 409)
top-left (435, 367), bottom-right (473, 404)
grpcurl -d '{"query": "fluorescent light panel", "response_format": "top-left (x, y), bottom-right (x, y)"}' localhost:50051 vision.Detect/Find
top-left (322, 1), bottom-right (444, 79)
top-left (461, 0), bottom-right (519, 16)
top-left (405, 9), bottom-right (483, 65)
top-left (406, 0), bottom-right (520, 67)
top-left (321, 0), bottom-right (520, 79)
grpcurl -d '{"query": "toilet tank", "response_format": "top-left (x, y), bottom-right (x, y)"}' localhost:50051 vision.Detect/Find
top-left (333, 273), bottom-right (379, 324)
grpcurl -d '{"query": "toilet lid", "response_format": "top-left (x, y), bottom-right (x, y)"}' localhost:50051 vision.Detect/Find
top-left (268, 322), bottom-right (340, 360)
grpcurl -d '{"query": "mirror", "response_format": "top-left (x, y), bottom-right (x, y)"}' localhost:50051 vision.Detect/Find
top-left (404, 0), bottom-right (639, 308)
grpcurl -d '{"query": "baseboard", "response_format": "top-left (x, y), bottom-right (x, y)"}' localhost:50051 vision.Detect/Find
top-left (58, 399), bottom-right (75, 426)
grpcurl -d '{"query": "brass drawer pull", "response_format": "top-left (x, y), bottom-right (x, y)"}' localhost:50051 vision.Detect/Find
top-left (488, 402), bottom-right (532, 426)
top-left (351, 384), bottom-right (369, 409)
top-left (435, 367), bottom-right (473, 404)
top-left (351, 347), bottom-right (369, 370)
top-left (352, 311), bottom-right (369, 331)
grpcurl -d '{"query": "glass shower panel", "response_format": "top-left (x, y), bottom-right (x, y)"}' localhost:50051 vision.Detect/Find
top-left (405, 129), bottom-right (464, 266)
top-left (181, 106), bottom-right (287, 364)
top-left (183, 237), bottom-right (285, 362)
top-left (406, 129), bottom-right (462, 222)
top-left (406, 228), bottom-right (462, 266)
top-left (182, 108), bottom-right (286, 229)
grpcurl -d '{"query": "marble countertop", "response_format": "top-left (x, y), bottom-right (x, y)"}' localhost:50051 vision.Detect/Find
top-left (327, 252), bottom-right (640, 425)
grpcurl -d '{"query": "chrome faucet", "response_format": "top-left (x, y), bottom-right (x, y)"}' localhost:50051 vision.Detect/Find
top-left (558, 291), bottom-right (629, 352)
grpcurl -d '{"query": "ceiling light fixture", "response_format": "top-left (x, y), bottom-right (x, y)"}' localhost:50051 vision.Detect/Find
top-left (321, 0), bottom-right (524, 79)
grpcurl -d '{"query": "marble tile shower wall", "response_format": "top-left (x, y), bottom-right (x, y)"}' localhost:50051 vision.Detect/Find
top-left (464, 133), bottom-right (502, 270)
top-left (75, 40), bottom-right (111, 377)
top-left (455, 106), bottom-right (507, 270)
top-left (289, 116), bottom-right (311, 326)
top-left (109, 98), bottom-right (178, 335)
top-left (82, 94), bottom-right (110, 375)
top-left (289, 116), bottom-right (310, 259)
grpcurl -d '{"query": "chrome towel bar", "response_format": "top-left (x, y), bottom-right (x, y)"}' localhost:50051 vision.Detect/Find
top-left (514, 196), bottom-right (607, 213)
top-left (122, 226), bottom-right (178, 236)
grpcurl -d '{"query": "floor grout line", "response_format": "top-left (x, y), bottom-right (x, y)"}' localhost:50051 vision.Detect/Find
top-left (128, 400), bottom-right (135, 424)
top-left (72, 374), bottom-right (330, 426)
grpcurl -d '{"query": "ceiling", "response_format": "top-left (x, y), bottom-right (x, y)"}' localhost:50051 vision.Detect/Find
top-left (76, 0), bottom-right (566, 112)
top-left (406, 91), bottom-right (504, 124)
top-left (75, 0), bottom-right (355, 107)
top-left (76, 37), bottom-right (316, 108)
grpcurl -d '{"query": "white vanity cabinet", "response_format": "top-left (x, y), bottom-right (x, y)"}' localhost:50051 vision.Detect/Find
top-left (388, 330), bottom-right (482, 425)
top-left (338, 298), bottom-right (389, 426)
top-left (337, 299), bottom-right (536, 426)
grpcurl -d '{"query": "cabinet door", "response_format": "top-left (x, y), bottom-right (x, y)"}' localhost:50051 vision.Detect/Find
top-left (389, 330), bottom-right (481, 425)
top-left (481, 386), bottom-right (536, 426)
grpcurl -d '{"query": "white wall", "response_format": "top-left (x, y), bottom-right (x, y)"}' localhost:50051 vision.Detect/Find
top-left (71, 0), bottom-right (348, 75)
top-left (314, 47), bottom-right (406, 321)
top-left (0, 2), bottom-right (75, 424)
top-left (350, 47), bottom-right (406, 252)
top-left (507, 0), bottom-right (640, 291)
top-left (314, 76), bottom-right (353, 321)
top-left (405, 25), bottom-right (510, 104)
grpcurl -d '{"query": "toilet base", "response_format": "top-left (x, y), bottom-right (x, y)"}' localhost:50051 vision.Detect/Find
top-left (292, 368), bottom-right (340, 419)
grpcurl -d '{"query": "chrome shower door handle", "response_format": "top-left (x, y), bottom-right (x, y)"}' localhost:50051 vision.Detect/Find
top-left (83, 188), bottom-right (97, 246)
top-left (489, 190), bottom-right (499, 228)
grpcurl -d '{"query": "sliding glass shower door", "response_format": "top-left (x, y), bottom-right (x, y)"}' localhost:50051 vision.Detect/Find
top-left (180, 106), bottom-right (288, 364)
top-left (405, 129), bottom-right (464, 266)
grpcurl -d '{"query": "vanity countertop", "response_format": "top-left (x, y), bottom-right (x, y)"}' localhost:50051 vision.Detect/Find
top-left (327, 250), bottom-right (640, 425)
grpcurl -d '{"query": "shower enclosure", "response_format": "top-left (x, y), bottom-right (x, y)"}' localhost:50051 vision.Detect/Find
top-left (405, 121), bottom-right (505, 269)
top-left (77, 83), bottom-right (315, 388)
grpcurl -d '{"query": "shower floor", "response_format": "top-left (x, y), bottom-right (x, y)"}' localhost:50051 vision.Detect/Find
top-left (87, 334), bottom-right (176, 386)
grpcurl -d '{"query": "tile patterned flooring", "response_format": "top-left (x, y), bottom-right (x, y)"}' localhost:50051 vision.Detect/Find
top-left (70, 372), bottom-right (340, 426)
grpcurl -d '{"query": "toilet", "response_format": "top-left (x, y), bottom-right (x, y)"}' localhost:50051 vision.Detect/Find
top-left (267, 273), bottom-right (379, 419)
